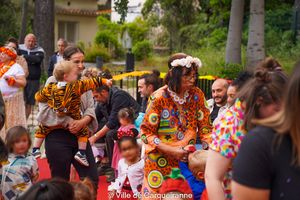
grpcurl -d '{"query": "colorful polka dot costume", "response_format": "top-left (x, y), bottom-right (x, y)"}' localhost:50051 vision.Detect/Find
top-left (140, 86), bottom-right (212, 199)
top-left (210, 99), bottom-right (247, 199)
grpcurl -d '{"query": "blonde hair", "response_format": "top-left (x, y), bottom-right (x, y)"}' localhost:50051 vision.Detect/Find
top-left (188, 150), bottom-right (208, 173)
top-left (53, 61), bottom-right (76, 81)
top-left (71, 178), bottom-right (95, 200)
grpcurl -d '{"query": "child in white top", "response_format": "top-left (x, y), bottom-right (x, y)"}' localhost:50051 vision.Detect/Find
top-left (0, 126), bottom-right (39, 200)
top-left (108, 128), bottom-right (144, 200)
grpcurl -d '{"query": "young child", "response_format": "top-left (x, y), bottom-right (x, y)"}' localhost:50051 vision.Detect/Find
top-left (108, 128), bottom-right (144, 200)
top-left (179, 148), bottom-right (208, 200)
top-left (0, 126), bottom-right (39, 200)
top-left (32, 61), bottom-right (111, 167)
top-left (159, 168), bottom-right (193, 200)
top-left (111, 108), bottom-right (136, 174)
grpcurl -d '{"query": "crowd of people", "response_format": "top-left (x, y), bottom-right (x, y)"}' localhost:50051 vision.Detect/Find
top-left (0, 33), bottom-right (298, 200)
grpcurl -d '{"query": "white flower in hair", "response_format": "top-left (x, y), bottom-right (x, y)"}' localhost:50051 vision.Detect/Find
top-left (170, 56), bottom-right (202, 68)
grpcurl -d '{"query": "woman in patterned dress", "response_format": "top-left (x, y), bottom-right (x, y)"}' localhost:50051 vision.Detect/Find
top-left (205, 58), bottom-right (288, 200)
top-left (0, 46), bottom-right (26, 139)
top-left (140, 53), bottom-right (212, 199)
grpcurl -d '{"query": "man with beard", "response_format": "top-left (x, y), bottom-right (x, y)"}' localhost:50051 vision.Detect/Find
top-left (207, 79), bottom-right (229, 123)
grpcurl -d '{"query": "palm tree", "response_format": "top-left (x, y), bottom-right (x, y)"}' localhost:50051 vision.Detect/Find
top-left (34, 0), bottom-right (55, 71)
top-left (225, 0), bottom-right (245, 65)
top-left (246, 0), bottom-right (265, 68)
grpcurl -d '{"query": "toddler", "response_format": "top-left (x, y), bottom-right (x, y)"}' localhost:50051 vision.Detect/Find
top-left (112, 108), bottom-right (136, 173)
top-left (180, 148), bottom-right (208, 200)
top-left (0, 126), bottom-right (39, 200)
top-left (32, 61), bottom-right (111, 167)
top-left (108, 128), bottom-right (144, 200)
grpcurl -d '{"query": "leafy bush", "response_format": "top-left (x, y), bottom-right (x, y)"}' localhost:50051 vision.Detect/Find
top-left (220, 64), bottom-right (244, 80)
top-left (85, 45), bottom-right (111, 63)
top-left (133, 40), bottom-right (153, 61)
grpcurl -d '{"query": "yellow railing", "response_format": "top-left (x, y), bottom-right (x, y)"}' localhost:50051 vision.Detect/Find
top-left (112, 71), bottom-right (216, 81)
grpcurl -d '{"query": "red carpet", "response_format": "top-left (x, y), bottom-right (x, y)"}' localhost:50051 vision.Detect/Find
top-left (37, 158), bottom-right (109, 200)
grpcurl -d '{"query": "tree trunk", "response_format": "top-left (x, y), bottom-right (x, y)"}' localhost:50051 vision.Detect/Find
top-left (34, 0), bottom-right (54, 72)
top-left (246, 0), bottom-right (265, 68)
top-left (19, 0), bottom-right (28, 43)
top-left (295, 0), bottom-right (300, 9)
top-left (225, 0), bottom-right (245, 65)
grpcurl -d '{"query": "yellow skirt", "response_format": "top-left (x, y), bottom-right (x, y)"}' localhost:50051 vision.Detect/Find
top-left (0, 91), bottom-right (27, 140)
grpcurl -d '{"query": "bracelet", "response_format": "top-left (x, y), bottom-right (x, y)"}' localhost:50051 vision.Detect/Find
top-left (94, 133), bottom-right (98, 138)
top-left (7, 77), bottom-right (15, 86)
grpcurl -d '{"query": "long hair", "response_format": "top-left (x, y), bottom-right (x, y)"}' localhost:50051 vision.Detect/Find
top-left (254, 60), bottom-right (300, 165)
top-left (237, 58), bottom-right (288, 130)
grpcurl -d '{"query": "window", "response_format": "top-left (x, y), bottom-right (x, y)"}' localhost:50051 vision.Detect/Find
top-left (58, 21), bottom-right (78, 43)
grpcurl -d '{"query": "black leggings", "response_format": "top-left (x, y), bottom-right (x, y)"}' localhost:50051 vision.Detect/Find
top-left (45, 129), bottom-right (99, 189)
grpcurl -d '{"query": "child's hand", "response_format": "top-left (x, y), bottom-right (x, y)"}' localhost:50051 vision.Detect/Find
top-left (183, 145), bottom-right (196, 153)
top-left (105, 79), bottom-right (113, 87)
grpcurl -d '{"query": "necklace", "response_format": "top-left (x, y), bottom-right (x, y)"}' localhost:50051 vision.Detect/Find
top-left (167, 88), bottom-right (189, 105)
top-left (0, 60), bottom-right (15, 78)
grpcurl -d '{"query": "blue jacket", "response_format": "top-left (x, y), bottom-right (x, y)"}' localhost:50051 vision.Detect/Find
top-left (179, 161), bottom-right (206, 200)
top-left (48, 53), bottom-right (58, 77)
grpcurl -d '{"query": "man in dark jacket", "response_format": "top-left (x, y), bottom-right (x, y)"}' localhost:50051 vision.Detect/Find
top-left (47, 38), bottom-right (68, 77)
top-left (19, 33), bottom-right (44, 118)
top-left (91, 86), bottom-right (140, 180)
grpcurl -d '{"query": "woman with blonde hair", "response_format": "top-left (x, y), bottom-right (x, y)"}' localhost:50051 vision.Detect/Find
top-left (232, 61), bottom-right (300, 200)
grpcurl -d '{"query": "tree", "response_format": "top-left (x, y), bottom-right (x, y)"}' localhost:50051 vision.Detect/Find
top-left (0, 0), bottom-right (18, 45)
top-left (34, 0), bottom-right (54, 71)
top-left (225, 0), bottom-right (245, 65)
top-left (246, 0), bottom-right (265, 68)
top-left (19, 0), bottom-right (28, 43)
top-left (114, 0), bottom-right (129, 24)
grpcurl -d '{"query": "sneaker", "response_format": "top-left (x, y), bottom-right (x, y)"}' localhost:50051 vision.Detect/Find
top-left (106, 170), bottom-right (115, 183)
top-left (32, 149), bottom-right (41, 159)
top-left (74, 151), bottom-right (89, 167)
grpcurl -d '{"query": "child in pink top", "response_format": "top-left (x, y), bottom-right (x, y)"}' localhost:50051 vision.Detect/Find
top-left (112, 108), bottom-right (136, 173)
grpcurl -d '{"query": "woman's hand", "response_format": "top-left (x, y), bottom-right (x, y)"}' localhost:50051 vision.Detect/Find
top-left (170, 147), bottom-right (189, 162)
top-left (68, 119), bottom-right (86, 134)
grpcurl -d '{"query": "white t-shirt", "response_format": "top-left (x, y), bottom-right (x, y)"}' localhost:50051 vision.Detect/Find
top-left (0, 63), bottom-right (25, 96)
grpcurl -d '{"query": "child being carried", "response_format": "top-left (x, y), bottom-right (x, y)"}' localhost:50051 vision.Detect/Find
top-left (32, 61), bottom-right (111, 167)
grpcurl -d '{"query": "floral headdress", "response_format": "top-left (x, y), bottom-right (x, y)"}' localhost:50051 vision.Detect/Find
top-left (0, 47), bottom-right (17, 60)
top-left (117, 128), bottom-right (138, 140)
top-left (170, 56), bottom-right (202, 69)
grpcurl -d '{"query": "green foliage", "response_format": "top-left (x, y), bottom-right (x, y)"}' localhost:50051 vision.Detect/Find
top-left (220, 64), bottom-right (244, 79)
top-left (122, 18), bottom-right (149, 44)
top-left (0, 0), bottom-right (18, 45)
top-left (132, 40), bottom-right (153, 60)
top-left (84, 45), bottom-right (111, 63)
top-left (114, 0), bottom-right (129, 24)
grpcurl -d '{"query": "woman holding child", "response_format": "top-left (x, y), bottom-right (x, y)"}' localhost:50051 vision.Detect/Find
top-left (140, 53), bottom-right (212, 199)
top-left (0, 46), bottom-right (26, 139)
top-left (37, 46), bottom-right (101, 189)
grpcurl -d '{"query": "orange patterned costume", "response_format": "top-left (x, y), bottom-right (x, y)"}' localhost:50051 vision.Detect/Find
top-left (140, 86), bottom-right (212, 199)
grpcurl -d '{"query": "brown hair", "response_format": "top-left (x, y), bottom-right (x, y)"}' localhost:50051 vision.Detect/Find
top-left (165, 53), bottom-right (198, 93)
top-left (71, 178), bottom-right (95, 200)
top-left (254, 60), bottom-right (300, 165)
top-left (53, 61), bottom-right (76, 81)
top-left (188, 150), bottom-right (208, 175)
top-left (118, 107), bottom-right (135, 123)
top-left (5, 126), bottom-right (31, 153)
top-left (237, 58), bottom-right (288, 130)
top-left (63, 46), bottom-right (84, 60)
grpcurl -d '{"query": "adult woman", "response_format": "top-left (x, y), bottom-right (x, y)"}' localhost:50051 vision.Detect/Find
top-left (140, 53), bottom-right (212, 199)
top-left (231, 62), bottom-right (300, 200)
top-left (0, 46), bottom-right (26, 139)
top-left (205, 58), bottom-right (288, 200)
top-left (6, 37), bottom-right (29, 77)
top-left (38, 46), bottom-right (99, 188)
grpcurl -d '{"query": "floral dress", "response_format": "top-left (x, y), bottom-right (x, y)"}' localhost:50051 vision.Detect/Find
top-left (210, 99), bottom-right (247, 199)
top-left (140, 86), bottom-right (212, 199)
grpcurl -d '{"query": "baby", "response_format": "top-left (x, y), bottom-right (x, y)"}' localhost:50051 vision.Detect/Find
top-left (179, 148), bottom-right (208, 200)
top-left (32, 61), bottom-right (111, 167)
